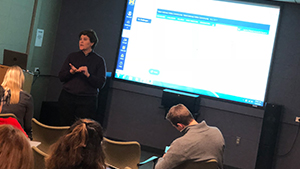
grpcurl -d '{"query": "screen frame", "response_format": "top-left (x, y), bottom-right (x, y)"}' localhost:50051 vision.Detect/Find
top-left (112, 0), bottom-right (283, 109)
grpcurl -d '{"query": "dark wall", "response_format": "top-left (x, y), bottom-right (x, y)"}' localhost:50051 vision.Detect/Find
top-left (47, 0), bottom-right (126, 100)
top-left (265, 3), bottom-right (300, 169)
top-left (105, 81), bottom-right (263, 169)
top-left (49, 0), bottom-right (300, 169)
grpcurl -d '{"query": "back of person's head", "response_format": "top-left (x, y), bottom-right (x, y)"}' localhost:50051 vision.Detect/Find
top-left (166, 104), bottom-right (195, 126)
top-left (0, 124), bottom-right (33, 169)
top-left (1, 65), bottom-right (24, 104)
top-left (79, 29), bottom-right (98, 49)
top-left (46, 118), bottom-right (106, 169)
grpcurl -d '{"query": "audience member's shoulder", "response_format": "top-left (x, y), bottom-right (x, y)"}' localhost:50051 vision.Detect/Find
top-left (172, 135), bottom-right (189, 146)
top-left (210, 125), bottom-right (222, 131)
top-left (20, 91), bottom-right (32, 99)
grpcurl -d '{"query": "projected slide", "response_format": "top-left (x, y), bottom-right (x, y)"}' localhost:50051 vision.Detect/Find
top-left (114, 0), bottom-right (280, 107)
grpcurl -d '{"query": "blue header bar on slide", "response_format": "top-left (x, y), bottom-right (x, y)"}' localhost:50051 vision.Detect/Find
top-left (156, 9), bottom-right (270, 34)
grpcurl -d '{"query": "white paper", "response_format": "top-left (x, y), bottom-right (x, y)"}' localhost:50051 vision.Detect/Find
top-left (29, 141), bottom-right (41, 147)
top-left (34, 29), bottom-right (44, 47)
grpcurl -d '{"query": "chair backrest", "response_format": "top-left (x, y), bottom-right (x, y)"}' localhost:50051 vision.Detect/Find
top-left (0, 113), bottom-right (17, 119)
top-left (102, 137), bottom-right (141, 169)
top-left (23, 70), bottom-right (34, 93)
top-left (32, 146), bottom-right (48, 169)
top-left (31, 118), bottom-right (70, 153)
top-left (175, 159), bottom-right (219, 169)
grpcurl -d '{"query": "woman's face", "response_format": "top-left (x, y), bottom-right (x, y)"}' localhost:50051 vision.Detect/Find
top-left (79, 35), bottom-right (94, 52)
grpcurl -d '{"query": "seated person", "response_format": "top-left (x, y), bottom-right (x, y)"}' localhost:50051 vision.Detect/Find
top-left (0, 124), bottom-right (33, 169)
top-left (1, 65), bottom-right (33, 140)
top-left (155, 104), bottom-right (225, 169)
top-left (45, 118), bottom-right (108, 169)
top-left (0, 85), bottom-right (28, 138)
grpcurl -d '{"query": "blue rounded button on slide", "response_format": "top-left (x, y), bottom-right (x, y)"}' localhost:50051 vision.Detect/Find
top-left (149, 69), bottom-right (160, 75)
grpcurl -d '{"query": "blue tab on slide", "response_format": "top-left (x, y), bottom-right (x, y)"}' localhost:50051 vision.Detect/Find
top-left (137, 17), bottom-right (152, 23)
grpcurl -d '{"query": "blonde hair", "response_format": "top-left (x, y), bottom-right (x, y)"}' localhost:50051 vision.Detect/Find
top-left (0, 124), bottom-right (33, 169)
top-left (1, 65), bottom-right (24, 104)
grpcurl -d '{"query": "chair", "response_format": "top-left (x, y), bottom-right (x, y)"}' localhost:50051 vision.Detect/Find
top-left (32, 146), bottom-right (48, 169)
top-left (31, 118), bottom-right (70, 153)
top-left (174, 159), bottom-right (219, 169)
top-left (0, 113), bottom-right (17, 119)
top-left (102, 137), bottom-right (158, 169)
top-left (23, 70), bottom-right (34, 93)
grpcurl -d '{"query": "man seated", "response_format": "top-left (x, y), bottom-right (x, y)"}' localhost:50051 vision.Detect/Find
top-left (155, 104), bottom-right (225, 169)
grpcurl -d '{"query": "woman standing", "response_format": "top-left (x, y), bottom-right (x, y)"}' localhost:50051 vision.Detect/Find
top-left (58, 29), bottom-right (106, 126)
top-left (1, 65), bottom-right (33, 139)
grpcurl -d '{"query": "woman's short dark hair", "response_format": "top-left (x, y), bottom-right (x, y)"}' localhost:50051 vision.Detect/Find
top-left (45, 118), bottom-right (106, 169)
top-left (79, 29), bottom-right (98, 49)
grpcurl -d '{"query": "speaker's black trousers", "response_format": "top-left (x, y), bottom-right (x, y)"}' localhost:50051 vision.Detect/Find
top-left (58, 89), bottom-right (97, 126)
